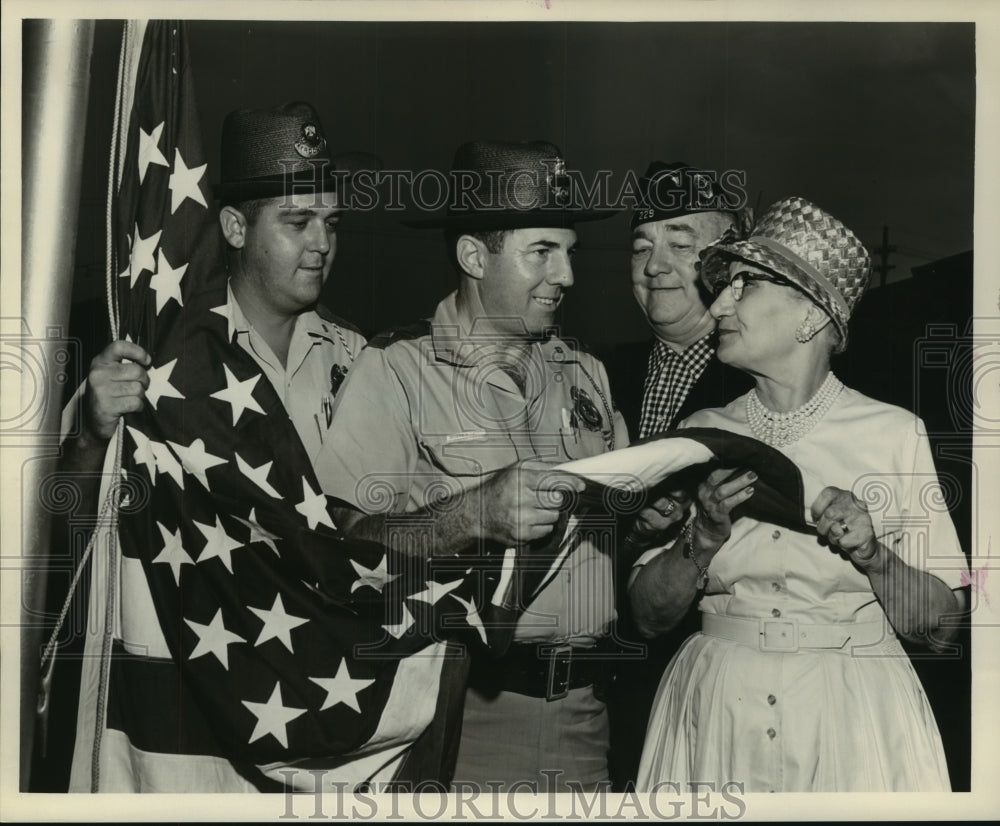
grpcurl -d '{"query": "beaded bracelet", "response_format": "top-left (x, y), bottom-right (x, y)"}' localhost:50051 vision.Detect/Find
top-left (680, 519), bottom-right (710, 590)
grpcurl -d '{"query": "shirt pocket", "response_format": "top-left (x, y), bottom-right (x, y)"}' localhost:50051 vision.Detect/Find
top-left (420, 436), bottom-right (521, 478)
top-left (560, 425), bottom-right (609, 462)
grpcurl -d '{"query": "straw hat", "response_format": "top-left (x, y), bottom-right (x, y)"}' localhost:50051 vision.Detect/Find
top-left (404, 139), bottom-right (616, 230)
top-left (699, 196), bottom-right (872, 349)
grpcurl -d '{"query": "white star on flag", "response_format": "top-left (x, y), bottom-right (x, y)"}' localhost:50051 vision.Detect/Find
top-left (168, 147), bottom-right (208, 214)
top-left (233, 508), bottom-right (280, 556)
top-left (185, 608), bottom-right (245, 669)
top-left (126, 425), bottom-right (158, 480)
top-left (193, 515), bottom-right (245, 573)
top-left (125, 224), bottom-right (162, 287)
top-left (146, 358), bottom-right (185, 410)
top-left (168, 437), bottom-right (227, 489)
top-left (450, 594), bottom-right (487, 645)
top-left (210, 365), bottom-right (266, 426)
top-left (310, 660), bottom-right (375, 713)
top-left (241, 682), bottom-right (305, 748)
top-left (235, 453), bottom-right (281, 498)
top-left (350, 554), bottom-right (400, 594)
top-left (209, 300), bottom-right (238, 343)
top-left (407, 578), bottom-right (465, 605)
top-left (137, 121), bottom-right (168, 182)
top-left (382, 604), bottom-right (415, 639)
top-left (152, 522), bottom-right (194, 585)
top-left (150, 440), bottom-right (185, 489)
top-left (249, 593), bottom-right (309, 653)
top-left (149, 248), bottom-right (187, 314)
top-left (295, 478), bottom-right (336, 530)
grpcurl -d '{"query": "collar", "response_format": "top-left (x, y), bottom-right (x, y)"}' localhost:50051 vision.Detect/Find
top-left (429, 291), bottom-right (580, 368)
top-left (652, 330), bottom-right (716, 362)
top-left (225, 283), bottom-right (339, 346)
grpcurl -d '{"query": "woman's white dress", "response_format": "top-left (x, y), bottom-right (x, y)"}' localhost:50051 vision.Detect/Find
top-left (635, 387), bottom-right (968, 792)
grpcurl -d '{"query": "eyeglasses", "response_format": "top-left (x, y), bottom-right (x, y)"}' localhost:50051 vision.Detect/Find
top-left (716, 271), bottom-right (794, 301)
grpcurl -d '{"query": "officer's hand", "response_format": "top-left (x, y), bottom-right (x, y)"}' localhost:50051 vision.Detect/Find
top-left (83, 341), bottom-right (151, 443)
top-left (480, 460), bottom-right (586, 546)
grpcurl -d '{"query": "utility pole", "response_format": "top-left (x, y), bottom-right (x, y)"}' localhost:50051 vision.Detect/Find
top-left (872, 225), bottom-right (896, 287)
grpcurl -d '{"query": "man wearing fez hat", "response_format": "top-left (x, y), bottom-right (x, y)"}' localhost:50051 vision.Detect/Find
top-left (601, 161), bottom-right (752, 788)
top-left (212, 100), bottom-right (366, 446)
top-left (316, 140), bottom-right (672, 790)
top-left (69, 102), bottom-right (365, 482)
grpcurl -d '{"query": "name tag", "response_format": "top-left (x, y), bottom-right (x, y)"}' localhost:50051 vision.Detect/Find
top-left (445, 430), bottom-right (488, 444)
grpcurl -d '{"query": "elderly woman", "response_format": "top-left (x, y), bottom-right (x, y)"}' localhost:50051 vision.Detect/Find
top-left (628, 197), bottom-right (968, 793)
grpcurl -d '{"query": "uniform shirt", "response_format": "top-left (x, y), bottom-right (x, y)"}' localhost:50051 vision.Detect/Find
top-left (316, 291), bottom-right (629, 644)
top-left (225, 284), bottom-right (365, 461)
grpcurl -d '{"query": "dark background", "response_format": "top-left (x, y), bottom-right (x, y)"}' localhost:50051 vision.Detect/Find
top-left (47, 18), bottom-right (974, 793)
top-left (71, 20), bottom-right (974, 348)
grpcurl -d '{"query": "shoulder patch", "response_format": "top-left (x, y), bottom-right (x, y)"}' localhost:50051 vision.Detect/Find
top-left (368, 318), bottom-right (433, 350)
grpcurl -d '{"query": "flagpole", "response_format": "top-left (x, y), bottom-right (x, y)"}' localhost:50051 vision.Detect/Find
top-left (20, 18), bottom-right (94, 791)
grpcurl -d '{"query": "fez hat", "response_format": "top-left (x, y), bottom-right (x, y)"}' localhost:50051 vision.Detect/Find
top-left (214, 101), bottom-right (338, 205)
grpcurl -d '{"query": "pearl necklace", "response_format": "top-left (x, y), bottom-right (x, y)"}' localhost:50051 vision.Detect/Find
top-left (746, 372), bottom-right (843, 447)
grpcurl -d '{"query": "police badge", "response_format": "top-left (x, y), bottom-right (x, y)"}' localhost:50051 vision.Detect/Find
top-left (546, 157), bottom-right (571, 207)
top-left (330, 363), bottom-right (349, 396)
top-left (571, 386), bottom-right (604, 432)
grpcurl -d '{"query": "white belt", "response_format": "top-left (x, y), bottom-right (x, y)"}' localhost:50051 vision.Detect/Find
top-left (701, 613), bottom-right (888, 653)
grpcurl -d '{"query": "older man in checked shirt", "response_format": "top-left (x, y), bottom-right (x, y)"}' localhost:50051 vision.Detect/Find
top-left (603, 161), bottom-right (751, 789)
top-left (606, 162), bottom-right (752, 440)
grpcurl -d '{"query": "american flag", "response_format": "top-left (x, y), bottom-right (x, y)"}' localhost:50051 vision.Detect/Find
top-left (75, 20), bottom-right (503, 792)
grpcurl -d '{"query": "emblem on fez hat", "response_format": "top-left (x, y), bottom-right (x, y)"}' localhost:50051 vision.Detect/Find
top-left (295, 123), bottom-right (327, 158)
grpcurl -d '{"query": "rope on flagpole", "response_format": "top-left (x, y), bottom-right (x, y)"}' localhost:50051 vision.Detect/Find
top-left (38, 13), bottom-right (140, 676)
top-left (106, 16), bottom-right (129, 341)
top-left (91, 19), bottom-right (145, 792)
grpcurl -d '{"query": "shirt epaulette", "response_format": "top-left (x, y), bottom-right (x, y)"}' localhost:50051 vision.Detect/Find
top-left (368, 319), bottom-right (433, 350)
top-left (552, 333), bottom-right (592, 355)
top-left (314, 303), bottom-right (365, 336)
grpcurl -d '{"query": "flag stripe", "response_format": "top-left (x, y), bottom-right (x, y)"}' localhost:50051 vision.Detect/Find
top-left (106, 643), bottom-right (228, 757)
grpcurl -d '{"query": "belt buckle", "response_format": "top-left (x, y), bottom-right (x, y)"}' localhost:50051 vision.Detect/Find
top-left (759, 618), bottom-right (799, 653)
top-left (545, 644), bottom-right (572, 701)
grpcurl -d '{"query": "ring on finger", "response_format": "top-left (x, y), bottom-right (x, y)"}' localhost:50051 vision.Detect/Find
top-left (837, 519), bottom-right (850, 534)
top-left (659, 499), bottom-right (676, 516)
